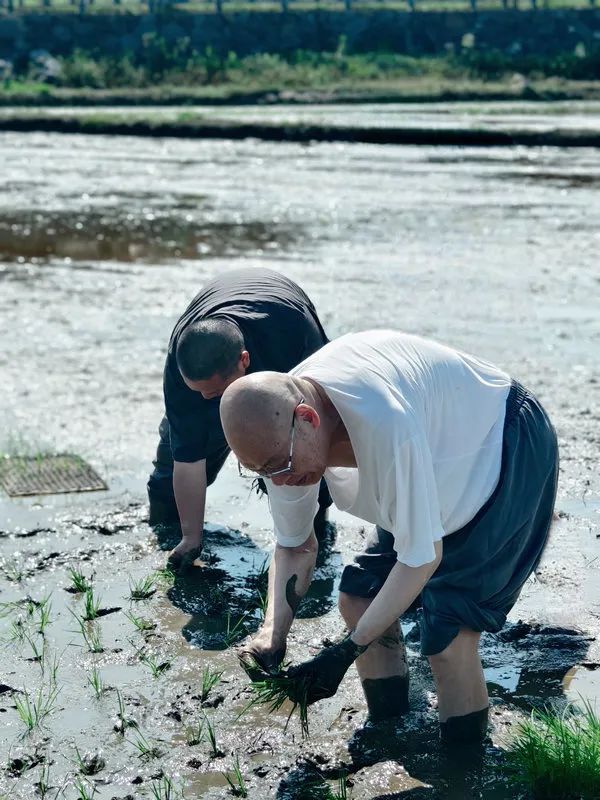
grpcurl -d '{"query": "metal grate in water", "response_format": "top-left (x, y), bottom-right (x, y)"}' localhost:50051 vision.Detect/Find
top-left (0, 455), bottom-right (107, 497)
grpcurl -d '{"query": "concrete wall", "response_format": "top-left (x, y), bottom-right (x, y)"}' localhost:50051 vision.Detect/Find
top-left (0, 9), bottom-right (599, 61)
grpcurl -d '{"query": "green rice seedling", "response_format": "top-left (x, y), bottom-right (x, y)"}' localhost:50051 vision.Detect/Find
top-left (223, 755), bottom-right (247, 797)
top-left (14, 683), bottom-right (59, 733)
top-left (128, 575), bottom-right (157, 601)
top-left (149, 775), bottom-right (184, 800)
top-left (154, 567), bottom-right (176, 587)
top-left (73, 777), bottom-right (98, 799)
top-left (201, 713), bottom-right (222, 758)
top-left (243, 669), bottom-right (311, 738)
top-left (35, 762), bottom-right (52, 799)
top-left (139, 651), bottom-right (171, 678)
top-left (200, 665), bottom-right (223, 704)
top-left (224, 611), bottom-right (248, 647)
top-left (186, 716), bottom-right (205, 746)
top-left (83, 588), bottom-right (101, 621)
top-left (331, 774), bottom-right (349, 800)
top-left (36, 596), bottom-right (53, 635)
top-left (69, 609), bottom-right (104, 653)
top-left (8, 617), bottom-right (26, 643)
top-left (23, 630), bottom-right (46, 667)
top-left (67, 566), bottom-right (91, 594)
top-left (87, 667), bottom-right (105, 699)
top-left (0, 599), bottom-right (22, 618)
top-left (507, 700), bottom-right (600, 799)
top-left (128, 729), bottom-right (162, 761)
top-left (124, 610), bottom-right (156, 634)
top-left (113, 689), bottom-right (137, 734)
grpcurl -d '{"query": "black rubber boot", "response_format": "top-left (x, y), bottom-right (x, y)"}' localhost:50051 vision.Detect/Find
top-left (147, 478), bottom-right (180, 527)
top-left (440, 707), bottom-right (489, 744)
top-left (362, 673), bottom-right (410, 721)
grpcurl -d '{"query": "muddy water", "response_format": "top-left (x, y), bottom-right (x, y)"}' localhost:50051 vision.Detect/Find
top-left (0, 125), bottom-right (599, 799)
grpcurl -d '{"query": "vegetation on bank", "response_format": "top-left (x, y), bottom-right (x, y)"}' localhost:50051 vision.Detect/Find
top-left (2, 39), bottom-right (600, 104)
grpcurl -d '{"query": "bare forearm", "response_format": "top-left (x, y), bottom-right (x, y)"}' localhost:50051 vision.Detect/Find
top-left (262, 532), bottom-right (318, 646)
top-left (352, 541), bottom-right (443, 647)
top-left (173, 459), bottom-right (207, 543)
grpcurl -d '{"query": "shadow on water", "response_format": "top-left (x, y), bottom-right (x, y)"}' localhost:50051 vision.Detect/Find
top-left (0, 210), bottom-right (296, 263)
top-left (154, 522), bottom-right (340, 649)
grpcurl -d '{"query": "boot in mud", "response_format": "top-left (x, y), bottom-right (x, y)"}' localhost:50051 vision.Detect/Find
top-left (147, 477), bottom-right (180, 528)
top-left (361, 673), bottom-right (410, 722)
top-left (440, 707), bottom-right (489, 745)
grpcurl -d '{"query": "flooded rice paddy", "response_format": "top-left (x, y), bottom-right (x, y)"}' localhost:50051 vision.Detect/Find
top-left (0, 115), bottom-right (599, 798)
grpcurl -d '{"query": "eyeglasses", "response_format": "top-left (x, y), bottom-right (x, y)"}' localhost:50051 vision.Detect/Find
top-left (238, 396), bottom-right (304, 480)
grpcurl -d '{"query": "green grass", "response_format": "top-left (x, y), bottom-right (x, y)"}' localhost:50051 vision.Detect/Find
top-left (3, 40), bottom-right (600, 102)
top-left (243, 668), bottom-right (311, 737)
top-left (124, 610), bottom-right (157, 633)
top-left (223, 755), bottom-right (247, 797)
top-left (187, 713), bottom-right (222, 756)
top-left (128, 575), bottom-right (157, 601)
top-left (200, 665), bottom-right (223, 703)
top-left (128, 729), bottom-right (162, 760)
top-left (70, 610), bottom-right (104, 653)
top-left (139, 650), bottom-right (172, 678)
top-left (82, 588), bottom-right (101, 621)
top-left (150, 775), bottom-right (185, 800)
top-left (86, 666), bottom-right (105, 699)
top-left (73, 778), bottom-right (98, 800)
top-left (507, 701), bottom-right (600, 799)
top-left (14, 684), bottom-right (59, 733)
top-left (67, 566), bottom-right (92, 594)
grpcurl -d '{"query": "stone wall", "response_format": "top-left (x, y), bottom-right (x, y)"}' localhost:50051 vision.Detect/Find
top-left (0, 9), bottom-right (599, 61)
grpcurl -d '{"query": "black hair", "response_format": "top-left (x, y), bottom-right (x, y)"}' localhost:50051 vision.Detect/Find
top-left (176, 318), bottom-right (245, 381)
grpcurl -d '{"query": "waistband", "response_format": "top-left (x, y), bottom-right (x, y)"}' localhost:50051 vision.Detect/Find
top-left (505, 379), bottom-right (528, 425)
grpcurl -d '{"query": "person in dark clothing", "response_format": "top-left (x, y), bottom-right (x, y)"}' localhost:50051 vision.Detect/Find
top-left (147, 268), bottom-right (331, 571)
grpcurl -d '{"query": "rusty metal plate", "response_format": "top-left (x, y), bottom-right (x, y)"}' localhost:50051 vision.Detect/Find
top-left (0, 455), bottom-right (107, 497)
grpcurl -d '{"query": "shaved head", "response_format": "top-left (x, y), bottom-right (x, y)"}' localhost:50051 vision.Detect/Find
top-left (220, 372), bottom-right (301, 467)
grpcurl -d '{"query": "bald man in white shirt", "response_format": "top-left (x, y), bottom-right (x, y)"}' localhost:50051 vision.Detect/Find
top-left (220, 330), bottom-right (558, 743)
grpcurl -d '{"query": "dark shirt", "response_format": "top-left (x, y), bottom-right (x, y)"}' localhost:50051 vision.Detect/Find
top-left (164, 268), bottom-right (329, 463)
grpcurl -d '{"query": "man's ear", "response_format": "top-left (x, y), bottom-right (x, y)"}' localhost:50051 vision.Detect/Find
top-left (240, 350), bottom-right (250, 371)
top-left (296, 403), bottom-right (320, 429)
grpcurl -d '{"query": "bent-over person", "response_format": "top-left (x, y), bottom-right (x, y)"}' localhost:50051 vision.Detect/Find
top-left (147, 267), bottom-right (331, 571)
top-left (220, 330), bottom-right (558, 742)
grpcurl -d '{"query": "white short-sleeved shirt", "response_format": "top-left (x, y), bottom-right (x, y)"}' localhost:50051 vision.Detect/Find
top-left (267, 330), bottom-right (511, 568)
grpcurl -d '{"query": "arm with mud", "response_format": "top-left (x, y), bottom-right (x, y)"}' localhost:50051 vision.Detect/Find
top-left (238, 531), bottom-right (318, 675)
top-left (168, 459), bottom-right (207, 570)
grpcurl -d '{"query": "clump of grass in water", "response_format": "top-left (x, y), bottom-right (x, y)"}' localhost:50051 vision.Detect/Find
top-left (14, 683), bottom-right (59, 733)
top-left (73, 777), bottom-right (98, 799)
top-left (223, 755), bottom-right (248, 797)
top-left (35, 763), bottom-right (52, 799)
top-left (67, 566), bottom-right (92, 594)
top-left (243, 667), bottom-right (311, 738)
top-left (224, 611), bottom-right (248, 647)
top-left (128, 574), bottom-right (157, 601)
top-left (507, 700), bottom-right (600, 799)
top-left (87, 666), bottom-right (105, 699)
top-left (200, 664), bottom-right (223, 704)
top-left (82, 588), bottom-right (101, 621)
top-left (124, 610), bottom-right (156, 634)
top-left (2, 559), bottom-right (24, 583)
top-left (139, 650), bottom-right (172, 678)
top-left (113, 689), bottom-right (137, 735)
top-left (186, 713), bottom-right (222, 756)
top-left (128, 729), bottom-right (162, 761)
top-left (150, 775), bottom-right (185, 800)
top-left (69, 610), bottom-right (104, 653)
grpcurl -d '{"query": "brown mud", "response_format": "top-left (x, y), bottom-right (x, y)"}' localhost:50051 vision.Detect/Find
top-left (0, 124), bottom-right (599, 798)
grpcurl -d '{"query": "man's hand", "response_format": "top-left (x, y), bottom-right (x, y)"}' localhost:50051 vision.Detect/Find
top-left (287, 634), bottom-right (369, 705)
top-left (237, 632), bottom-right (286, 681)
top-left (167, 538), bottom-right (203, 573)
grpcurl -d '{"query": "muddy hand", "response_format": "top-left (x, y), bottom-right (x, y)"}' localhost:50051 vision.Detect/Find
top-left (237, 640), bottom-right (286, 681)
top-left (287, 634), bottom-right (369, 705)
top-left (167, 540), bottom-right (203, 573)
